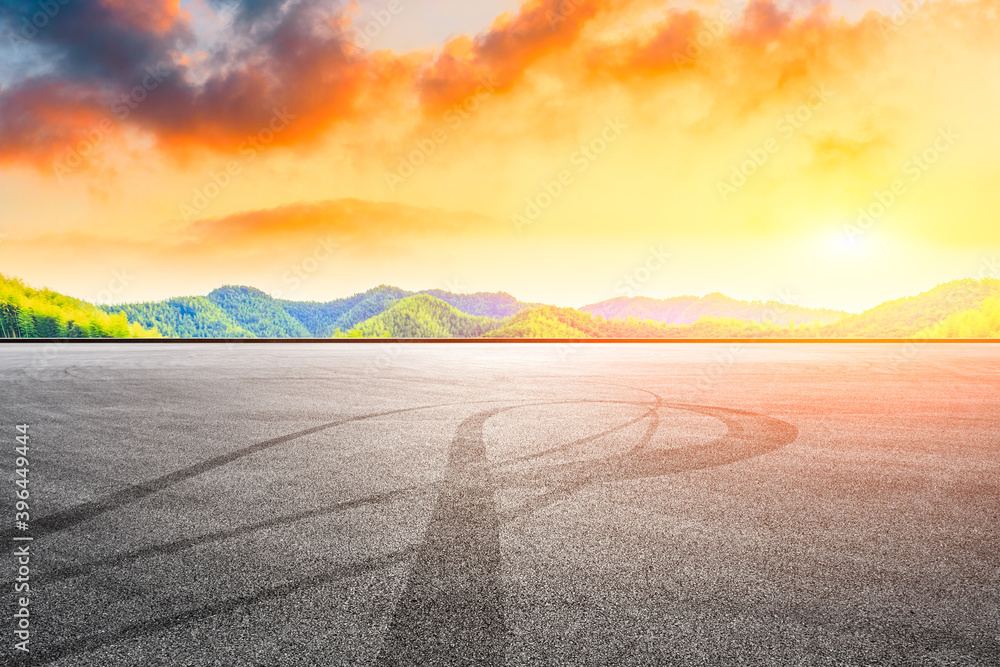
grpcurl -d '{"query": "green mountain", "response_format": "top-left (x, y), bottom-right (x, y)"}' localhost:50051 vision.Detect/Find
top-left (581, 293), bottom-right (847, 327)
top-left (419, 290), bottom-right (538, 319)
top-left (207, 286), bottom-right (311, 338)
top-left (0, 273), bottom-right (157, 338)
top-left (915, 296), bottom-right (1000, 338)
top-left (107, 296), bottom-right (255, 338)
top-left (815, 279), bottom-right (1000, 338)
top-left (482, 307), bottom-right (793, 339)
top-left (279, 286), bottom-right (537, 337)
top-left (482, 306), bottom-right (600, 338)
top-left (100, 284), bottom-right (534, 339)
top-left (342, 295), bottom-right (506, 338)
top-left (6, 273), bottom-right (1000, 339)
top-left (279, 285), bottom-right (411, 337)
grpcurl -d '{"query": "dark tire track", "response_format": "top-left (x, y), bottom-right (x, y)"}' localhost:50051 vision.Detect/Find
top-left (0, 401), bottom-right (504, 542)
top-left (7, 399), bottom-right (652, 544)
top-left (29, 550), bottom-right (413, 666)
top-left (518, 402), bottom-right (798, 490)
top-left (35, 488), bottom-right (419, 584)
top-left (496, 397), bottom-right (796, 522)
top-left (377, 407), bottom-right (512, 667)
top-left (378, 398), bottom-right (797, 665)
top-left (24, 395), bottom-right (796, 665)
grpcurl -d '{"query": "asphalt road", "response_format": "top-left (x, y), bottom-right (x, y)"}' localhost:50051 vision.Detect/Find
top-left (1, 343), bottom-right (998, 666)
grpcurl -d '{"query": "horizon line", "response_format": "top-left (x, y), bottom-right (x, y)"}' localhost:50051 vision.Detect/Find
top-left (2, 338), bottom-right (999, 344)
top-left (90, 275), bottom-right (998, 316)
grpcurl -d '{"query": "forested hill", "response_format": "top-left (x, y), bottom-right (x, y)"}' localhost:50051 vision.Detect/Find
top-left (101, 285), bottom-right (538, 338)
top-left (419, 290), bottom-right (541, 318)
top-left (107, 287), bottom-right (310, 338)
top-left (109, 297), bottom-right (255, 338)
top-left (581, 293), bottom-right (847, 326)
top-left (340, 295), bottom-right (505, 338)
top-left (816, 279), bottom-right (1000, 338)
top-left (278, 285), bottom-right (411, 337)
top-left (208, 286), bottom-right (311, 338)
top-left (5, 275), bottom-right (1000, 338)
top-left (916, 296), bottom-right (1000, 338)
top-left (281, 286), bottom-right (537, 336)
top-left (482, 307), bottom-right (793, 339)
top-left (0, 273), bottom-right (158, 338)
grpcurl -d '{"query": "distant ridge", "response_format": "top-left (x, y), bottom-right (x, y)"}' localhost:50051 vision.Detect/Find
top-left (817, 279), bottom-right (1000, 338)
top-left (340, 294), bottom-right (504, 338)
top-left (2, 273), bottom-right (999, 339)
top-left (581, 294), bottom-right (847, 327)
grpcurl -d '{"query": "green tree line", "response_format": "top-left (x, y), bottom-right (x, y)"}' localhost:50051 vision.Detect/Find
top-left (340, 295), bottom-right (504, 338)
top-left (5, 274), bottom-right (1000, 340)
top-left (0, 274), bottom-right (156, 338)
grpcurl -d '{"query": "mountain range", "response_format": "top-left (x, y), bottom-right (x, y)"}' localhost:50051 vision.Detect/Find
top-left (2, 272), bottom-right (1000, 339)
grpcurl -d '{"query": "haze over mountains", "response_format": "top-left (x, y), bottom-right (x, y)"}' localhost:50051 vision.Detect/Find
top-left (105, 285), bottom-right (853, 339)
top-left (581, 295), bottom-right (847, 327)
top-left (2, 273), bottom-right (1000, 339)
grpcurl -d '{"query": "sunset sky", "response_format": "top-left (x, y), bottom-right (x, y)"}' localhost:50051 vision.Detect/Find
top-left (0, 0), bottom-right (998, 312)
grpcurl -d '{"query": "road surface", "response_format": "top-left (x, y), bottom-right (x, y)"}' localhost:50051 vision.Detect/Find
top-left (1, 343), bottom-right (998, 665)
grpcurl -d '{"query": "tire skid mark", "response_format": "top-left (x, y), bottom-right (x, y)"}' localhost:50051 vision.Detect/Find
top-left (379, 397), bottom-right (796, 664)
top-left (13, 399), bottom-right (652, 544)
top-left (494, 395), bottom-right (796, 522)
top-left (34, 488), bottom-right (421, 584)
top-left (507, 401), bottom-right (796, 491)
top-left (19, 403), bottom-right (661, 590)
top-left (0, 400), bottom-right (510, 542)
top-left (30, 549), bottom-right (413, 666)
top-left (31, 401), bottom-right (655, 583)
top-left (495, 404), bottom-right (657, 468)
top-left (377, 407), bottom-right (513, 667)
top-left (26, 392), bottom-right (797, 664)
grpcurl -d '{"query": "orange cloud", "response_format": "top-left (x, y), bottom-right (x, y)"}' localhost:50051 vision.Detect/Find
top-left (416, 0), bottom-right (606, 112)
top-left (98, 0), bottom-right (187, 34)
top-left (1, 0), bottom-right (999, 185)
top-left (0, 198), bottom-right (499, 297)
top-left (0, 82), bottom-right (110, 170)
top-left (590, 9), bottom-right (703, 76)
top-left (736, 0), bottom-right (792, 44)
top-left (180, 199), bottom-right (498, 254)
